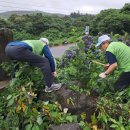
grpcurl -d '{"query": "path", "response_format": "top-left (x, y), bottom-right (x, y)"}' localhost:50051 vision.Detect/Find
top-left (50, 43), bottom-right (76, 58)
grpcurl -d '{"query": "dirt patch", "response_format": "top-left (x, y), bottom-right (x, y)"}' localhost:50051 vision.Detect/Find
top-left (0, 80), bottom-right (10, 89)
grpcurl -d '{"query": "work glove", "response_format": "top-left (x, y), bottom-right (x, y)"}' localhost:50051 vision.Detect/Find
top-left (99, 72), bottom-right (107, 79)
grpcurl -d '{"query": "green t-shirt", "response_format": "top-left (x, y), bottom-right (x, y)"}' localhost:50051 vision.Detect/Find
top-left (106, 42), bottom-right (130, 72)
top-left (22, 40), bottom-right (45, 55)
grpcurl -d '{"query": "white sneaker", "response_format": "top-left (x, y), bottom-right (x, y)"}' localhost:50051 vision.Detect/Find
top-left (45, 83), bottom-right (62, 93)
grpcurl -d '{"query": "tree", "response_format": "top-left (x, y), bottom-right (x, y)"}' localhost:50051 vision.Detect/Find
top-left (8, 14), bottom-right (26, 31)
top-left (91, 9), bottom-right (119, 35)
top-left (0, 18), bottom-right (10, 28)
top-left (98, 13), bottom-right (124, 34)
top-left (122, 14), bottom-right (130, 33)
top-left (120, 3), bottom-right (130, 14)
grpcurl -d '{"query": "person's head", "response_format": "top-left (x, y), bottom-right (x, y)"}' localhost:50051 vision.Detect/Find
top-left (96, 35), bottom-right (111, 52)
top-left (40, 38), bottom-right (49, 45)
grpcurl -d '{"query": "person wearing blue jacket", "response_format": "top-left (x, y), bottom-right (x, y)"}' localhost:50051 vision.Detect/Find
top-left (5, 38), bottom-right (61, 92)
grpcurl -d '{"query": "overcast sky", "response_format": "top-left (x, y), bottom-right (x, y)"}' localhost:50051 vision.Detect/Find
top-left (0, 0), bottom-right (129, 15)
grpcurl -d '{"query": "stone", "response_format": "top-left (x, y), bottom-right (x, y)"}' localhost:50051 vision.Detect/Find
top-left (55, 86), bottom-right (97, 122)
top-left (0, 28), bottom-right (13, 80)
top-left (48, 123), bottom-right (81, 130)
top-left (0, 28), bottom-right (13, 62)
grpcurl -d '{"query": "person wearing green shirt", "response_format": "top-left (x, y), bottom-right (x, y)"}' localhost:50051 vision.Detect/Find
top-left (96, 35), bottom-right (130, 91)
top-left (5, 38), bottom-right (61, 92)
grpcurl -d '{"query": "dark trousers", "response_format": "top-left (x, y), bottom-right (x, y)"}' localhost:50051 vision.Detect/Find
top-left (5, 46), bottom-right (53, 87)
top-left (114, 71), bottom-right (130, 91)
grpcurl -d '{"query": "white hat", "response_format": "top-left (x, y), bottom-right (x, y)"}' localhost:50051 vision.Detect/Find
top-left (96, 35), bottom-right (110, 47)
top-left (40, 38), bottom-right (49, 45)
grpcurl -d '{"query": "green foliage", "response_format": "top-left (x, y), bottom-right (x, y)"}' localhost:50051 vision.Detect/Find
top-left (79, 121), bottom-right (91, 130)
top-left (97, 88), bottom-right (130, 129)
top-left (13, 30), bottom-right (36, 40)
top-left (120, 3), bottom-right (130, 14)
top-left (91, 5), bottom-right (130, 34)
top-left (57, 42), bottom-right (117, 94)
top-left (0, 17), bottom-right (10, 28)
top-left (40, 28), bottom-right (63, 42)
top-left (0, 61), bottom-right (79, 129)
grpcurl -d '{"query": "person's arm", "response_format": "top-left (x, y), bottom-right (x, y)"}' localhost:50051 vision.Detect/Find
top-left (105, 51), bottom-right (117, 74)
top-left (43, 45), bottom-right (55, 72)
top-left (99, 51), bottom-right (117, 78)
top-left (104, 63), bottom-right (117, 75)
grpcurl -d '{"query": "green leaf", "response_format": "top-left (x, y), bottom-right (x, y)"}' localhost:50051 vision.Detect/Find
top-left (83, 126), bottom-right (91, 130)
top-left (25, 124), bottom-right (32, 130)
top-left (79, 121), bottom-right (85, 127)
top-left (32, 124), bottom-right (40, 130)
top-left (37, 116), bottom-right (43, 125)
top-left (7, 98), bottom-right (14, 107)
top-left (51, 112), bottom-right (58, 118)
top-left (119, 116), bottom-right (123, 123)
top-left (71, 115), bottom-right (77, 122)
top-left (120, 126), bottom-right (125, 130)
top-left (7, 95), bottom-right (12, 100)
top-left (12, 127), bottom-right (19, 130)
top-left (109, 118), bottom-right (117, 124)
top-left (110, 124), bottom-right (118, 128)
top-left (102, 114), bottom-right (108, 123)
top-left (66, 116), bottom-right (73, 122)
top-left (127, 88), bottom-right (130, 96)
top-left (91, 114), bottom-right (97, 124)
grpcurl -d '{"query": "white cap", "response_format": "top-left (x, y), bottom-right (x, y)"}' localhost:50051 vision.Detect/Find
top-left (96, 35), bottom-right (110, 47)
top-left (40, 38), bottom-right (49, 45)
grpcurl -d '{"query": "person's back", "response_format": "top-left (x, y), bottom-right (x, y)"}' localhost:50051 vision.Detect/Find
top-left (5, 38), bottom-right (61, 92)
top-left (107, 42), bottom-right (130, 72)
top-left (22, 40), bottom-right (45, 55)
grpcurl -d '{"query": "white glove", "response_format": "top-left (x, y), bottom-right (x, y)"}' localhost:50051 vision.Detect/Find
top-left (99, 72), bottom-right (107, 78)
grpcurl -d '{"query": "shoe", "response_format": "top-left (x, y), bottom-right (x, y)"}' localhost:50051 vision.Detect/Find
top-left (45, 83), bottom-right (62, 93)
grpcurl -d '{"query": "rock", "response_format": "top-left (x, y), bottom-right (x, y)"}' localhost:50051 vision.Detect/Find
top-left (0, 28), bottom-right (13, 80)
top-left (36, 90), bottom-right (56, 101)
top-left (0, 28), bottom-right (13, 62)
top-left (48, 123), bottom-right (81, 130)
top-left (36, 85), bottom-right (98, 122)
top-left (55, 86), bottom-right (97, 122)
